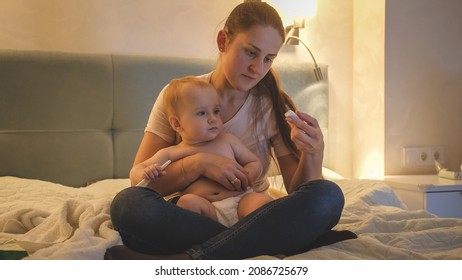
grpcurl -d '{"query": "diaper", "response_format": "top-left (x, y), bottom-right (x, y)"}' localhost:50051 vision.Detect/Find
top-left (212, 188), bottom-right (254, 227)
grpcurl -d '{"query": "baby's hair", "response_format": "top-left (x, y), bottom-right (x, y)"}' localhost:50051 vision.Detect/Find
top-left (163, 76), bottom-right (214, 116)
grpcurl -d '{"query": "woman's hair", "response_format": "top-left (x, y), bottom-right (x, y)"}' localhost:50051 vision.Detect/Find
top-left (163, 76), bottom-right (213, 117)
top-left (224, 0), bottom-right (285, 40)
top-left (224, 0), bottom-right (299, 157)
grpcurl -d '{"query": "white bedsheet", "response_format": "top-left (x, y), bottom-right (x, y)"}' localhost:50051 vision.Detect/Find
top-left (1, 176), bottom-right (462, 259)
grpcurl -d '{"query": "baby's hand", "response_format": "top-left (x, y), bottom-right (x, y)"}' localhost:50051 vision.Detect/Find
top-left (143, 163), bottom-right (166, 181)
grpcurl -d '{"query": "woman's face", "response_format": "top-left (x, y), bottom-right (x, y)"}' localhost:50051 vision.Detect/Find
top-left (221, 25), bottom-right (284, 92)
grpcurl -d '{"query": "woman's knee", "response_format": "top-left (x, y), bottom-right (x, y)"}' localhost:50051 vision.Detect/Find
top-left (297, 179), bottom-right (345, 212)
top-left (110, 187), bottom-right (163, 227)
top-left (320, 179), bottom-right (344, 203)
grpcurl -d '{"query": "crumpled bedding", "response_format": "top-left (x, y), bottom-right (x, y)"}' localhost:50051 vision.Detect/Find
top-left (285, 179), bottom-right (462, 260)
top-left (0, 177), bottom-right (128, 259)
top-left (1, 176), bottom-right (462, 259)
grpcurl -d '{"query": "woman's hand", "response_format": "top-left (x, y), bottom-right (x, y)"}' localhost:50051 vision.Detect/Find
top-left (281, 110), bottom-right (324, 192)
top-left (192, 153), bottom-right (251, 191)
top-left (285, 110), bottom-right (324, 155)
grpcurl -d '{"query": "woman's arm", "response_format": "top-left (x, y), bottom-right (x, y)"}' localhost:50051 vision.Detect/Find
top-left (131, 142), bottom-right (197, 186)
top-left (277, 151), bottom-right (323, 194)
top-left (278, 111), bottom-right (324, 194)
top-left (225, 133), bottom-right (262, 185)
top-left (130, 132), bottom-right (250, 195)
top-left (130, 132), bottom-right (171, 187)
top-left (188, 152), bottom-right (252, 192)
top-left (130, 132), bottom-right (194, 195)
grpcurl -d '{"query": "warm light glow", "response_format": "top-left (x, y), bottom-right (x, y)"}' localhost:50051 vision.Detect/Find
top-left (267, 0), bottom-right (317, 26)
top-left (357, 149), bottom-right (384, 180)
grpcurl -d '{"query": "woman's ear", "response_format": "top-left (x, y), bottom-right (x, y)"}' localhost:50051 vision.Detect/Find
top-left (169, 116), bottom-right (183, 132)
top-left (217, 29), bottom-right (227, 52)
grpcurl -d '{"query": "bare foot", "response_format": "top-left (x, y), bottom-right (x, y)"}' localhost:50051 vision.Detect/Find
top-left (104, 245), bottom-right (192, 260)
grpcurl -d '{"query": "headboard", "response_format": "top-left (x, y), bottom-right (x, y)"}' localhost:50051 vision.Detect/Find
top-left (0, 49), bottom-right (328, 187)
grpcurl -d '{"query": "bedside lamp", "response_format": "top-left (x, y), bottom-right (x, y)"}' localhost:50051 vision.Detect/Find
top-left (266, 0), bottom-right (323, 81)
top-left (285, 35), bottom-right (324, 81)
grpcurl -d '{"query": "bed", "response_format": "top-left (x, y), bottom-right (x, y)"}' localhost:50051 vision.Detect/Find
top-left (1, 49), bottom-right (462, 260)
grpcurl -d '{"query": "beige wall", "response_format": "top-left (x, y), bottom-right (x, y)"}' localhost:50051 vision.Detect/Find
top-left (1, 0), bottom-right (460, 178)
top-left (385, 0), bottom-right (462, 174)
top-left (352, 0), bottom-right (385, 178)
top-left (0, 0), bottom-right (240, 57)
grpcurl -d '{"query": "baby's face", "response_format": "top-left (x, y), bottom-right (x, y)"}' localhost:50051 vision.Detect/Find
top-left (177, 84), bottom-right (223, 144)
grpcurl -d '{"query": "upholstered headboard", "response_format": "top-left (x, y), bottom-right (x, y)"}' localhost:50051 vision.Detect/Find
top-left (0, 49), bottom-right (327, 187)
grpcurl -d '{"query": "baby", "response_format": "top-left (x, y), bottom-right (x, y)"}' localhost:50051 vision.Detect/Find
top-left (132, 76), bottom-right (273, 227)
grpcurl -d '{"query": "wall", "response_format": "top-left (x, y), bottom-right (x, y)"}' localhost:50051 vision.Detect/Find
top-left (352, 0), bottom-right (385, 179)
top-left (385, 0), bottom-right (462, 174)
top-left (0, 0), bottom-right (240, 58)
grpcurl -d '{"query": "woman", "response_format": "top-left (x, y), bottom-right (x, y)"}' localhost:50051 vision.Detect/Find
top-left (107, 0), bottom-right (355, 260)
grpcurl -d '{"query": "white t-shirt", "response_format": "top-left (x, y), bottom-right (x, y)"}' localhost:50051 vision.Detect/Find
top-left (145, 72), bottom-right (291, 191)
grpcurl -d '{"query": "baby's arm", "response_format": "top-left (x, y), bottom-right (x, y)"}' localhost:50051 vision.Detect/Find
top-left (223, 133), bottom-right (262, 183)
top-left (130, 145), bottom-right (196, 185)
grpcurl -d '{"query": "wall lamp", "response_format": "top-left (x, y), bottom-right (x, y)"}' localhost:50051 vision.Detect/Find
top-left (267, 0), bottom-right (323, 81)
top-left (284, 35), bottom-right (324, 81)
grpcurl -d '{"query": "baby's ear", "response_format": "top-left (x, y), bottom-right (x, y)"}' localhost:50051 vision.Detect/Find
top-left (169, 116), bottom-right (183, 132)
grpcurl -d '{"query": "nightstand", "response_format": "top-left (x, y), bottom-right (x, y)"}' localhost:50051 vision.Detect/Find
top-left (385, 175), bottom-right (462, 218)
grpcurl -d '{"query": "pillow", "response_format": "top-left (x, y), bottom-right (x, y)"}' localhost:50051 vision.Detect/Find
top-left (322, 167), bottom-right (344, 180)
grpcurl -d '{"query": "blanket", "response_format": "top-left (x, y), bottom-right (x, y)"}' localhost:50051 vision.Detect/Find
top-left (1, 176), bottom-right (462, 259)
top-left (0, 177), bottom-right (127, 259)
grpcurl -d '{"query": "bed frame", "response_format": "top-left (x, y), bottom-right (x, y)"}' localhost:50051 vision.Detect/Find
top-left (0, 49), bottom-right (328, 187)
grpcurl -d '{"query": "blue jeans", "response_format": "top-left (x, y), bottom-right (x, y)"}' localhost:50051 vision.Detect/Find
top-left (110, 179), bottom-right (345, 259)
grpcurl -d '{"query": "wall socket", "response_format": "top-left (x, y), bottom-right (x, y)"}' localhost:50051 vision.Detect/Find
top-left (403, 146), bottom-right (445, 166)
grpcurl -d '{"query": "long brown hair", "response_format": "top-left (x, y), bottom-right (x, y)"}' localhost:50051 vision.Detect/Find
top-left (223, 0), bottom-right (299, 157)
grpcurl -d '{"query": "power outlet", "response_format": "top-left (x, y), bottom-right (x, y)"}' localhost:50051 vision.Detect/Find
top-left (403, 146), bottom-right (445, 166)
